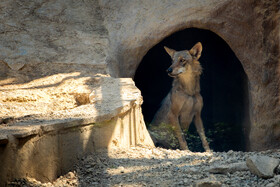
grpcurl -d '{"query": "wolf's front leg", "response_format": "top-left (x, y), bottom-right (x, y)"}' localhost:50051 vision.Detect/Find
top-left (169, 113), bottom-right (188, 150)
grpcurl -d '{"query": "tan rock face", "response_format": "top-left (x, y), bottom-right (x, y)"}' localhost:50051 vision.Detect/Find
top-left (0, 75), bottom-right (154, 184)
top-left (0, 0), bottom-right (109, 69)
top-left (99, 0), bottom-right (280, 151)
top-left (0, 0), bottom-right (279, 151)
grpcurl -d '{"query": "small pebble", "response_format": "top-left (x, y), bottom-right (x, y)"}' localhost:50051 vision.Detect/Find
top-left (119, 166), bottom-right (125, 173)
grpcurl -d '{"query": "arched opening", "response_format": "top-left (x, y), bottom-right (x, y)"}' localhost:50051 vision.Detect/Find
top-left (134, 28), bottom-right (250, 152)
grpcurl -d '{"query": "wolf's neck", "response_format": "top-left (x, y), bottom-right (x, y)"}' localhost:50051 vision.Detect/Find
top-left (174, 72), bottom-right (200, 96)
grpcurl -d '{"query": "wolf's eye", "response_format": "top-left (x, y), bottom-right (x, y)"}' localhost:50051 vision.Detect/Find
top-left (179, 58), bottom-right (186, 64)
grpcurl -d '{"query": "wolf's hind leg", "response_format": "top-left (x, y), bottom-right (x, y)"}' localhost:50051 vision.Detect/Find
top-left (194, 113), bottom-right (210, 152)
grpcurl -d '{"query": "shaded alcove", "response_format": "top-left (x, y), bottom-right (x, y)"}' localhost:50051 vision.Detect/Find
top-left (134, 28), bottom-right (250, 152)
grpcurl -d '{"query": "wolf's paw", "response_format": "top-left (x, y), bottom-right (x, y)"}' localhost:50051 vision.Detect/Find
top-left (205, 149), bottom-right (213, 153)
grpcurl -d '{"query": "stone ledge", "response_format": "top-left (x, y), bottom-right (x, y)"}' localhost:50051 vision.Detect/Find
top-left (0, 76), bottom-right (154, 185)
top-left (0, 99), bottom-right (138, 140)
top-left (0, 76), bottom-right (142, 138)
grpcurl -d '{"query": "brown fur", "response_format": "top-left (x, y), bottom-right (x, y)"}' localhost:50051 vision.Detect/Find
top-left (152, 42), bottom-right (210, 151)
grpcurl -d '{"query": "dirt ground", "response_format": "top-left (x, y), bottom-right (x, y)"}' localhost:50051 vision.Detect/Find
top-left (7, 146), bottom-right (280, 187)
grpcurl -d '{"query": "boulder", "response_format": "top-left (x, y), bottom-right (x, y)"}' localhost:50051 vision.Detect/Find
top-left (246, 155), bottom-right (280, 178)
top-left (208, 162), bottom-right (248, 174)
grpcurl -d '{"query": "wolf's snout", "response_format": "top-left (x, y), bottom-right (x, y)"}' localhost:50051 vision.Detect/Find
top-left (167, 67), bottom-right (173, 73)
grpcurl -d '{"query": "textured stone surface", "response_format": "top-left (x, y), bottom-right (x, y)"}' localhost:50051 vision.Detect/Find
top-left (99, 0), bottom-right (280, 151)
top-left (0, 76), bottom-right (154, 185)
top-left (0, 0), bottom-right (279, 185)
top-left (0, 0), bottom-right (109, 70)
top-left (246, 155), bottom-right (280, 179)
top-left (0, 0), bottom-right (279, 151)
top-left (208, 162), bottom-right (248, 174)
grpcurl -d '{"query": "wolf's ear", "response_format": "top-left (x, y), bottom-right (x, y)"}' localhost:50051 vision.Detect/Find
top-left (189, 42), bottom-right (202, 60)
top-left (164, 46), bottom-right (176, 57)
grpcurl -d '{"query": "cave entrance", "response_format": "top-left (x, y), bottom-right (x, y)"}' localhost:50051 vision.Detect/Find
top-left (134, 28), bottom-right (250, 152)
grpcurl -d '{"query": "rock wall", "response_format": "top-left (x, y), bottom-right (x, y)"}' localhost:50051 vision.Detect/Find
top-left (0, 0), bottom-right (279, 151)
top-left (0, 0), bottom-right (109, 71)
top-left (99, 0), bottom-right (280, 150)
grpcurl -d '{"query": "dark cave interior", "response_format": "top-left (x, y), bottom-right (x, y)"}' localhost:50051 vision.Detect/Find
top-left (134, 28), bottom-right (250, 152)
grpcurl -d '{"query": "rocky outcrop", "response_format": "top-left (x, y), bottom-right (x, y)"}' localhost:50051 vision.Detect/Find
top-left (0, 0), bottom-right (279, 151)
top-left (99, 0), bottom-right (280, 151)
top-left (0, 0), bottom-right (109, 72)
top-left (1, 0), bottom-right (279, 185)
top-left (246, 155), bottom-right (280, 179)
top-left (0, 75), bottom-right (154, 185)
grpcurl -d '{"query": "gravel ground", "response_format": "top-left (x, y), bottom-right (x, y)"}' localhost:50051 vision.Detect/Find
top-left (7, 147), bottom-right (280, 187)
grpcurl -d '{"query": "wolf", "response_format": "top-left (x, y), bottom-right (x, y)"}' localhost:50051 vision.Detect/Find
top-left (151, 42), bottom-right (210, 151)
